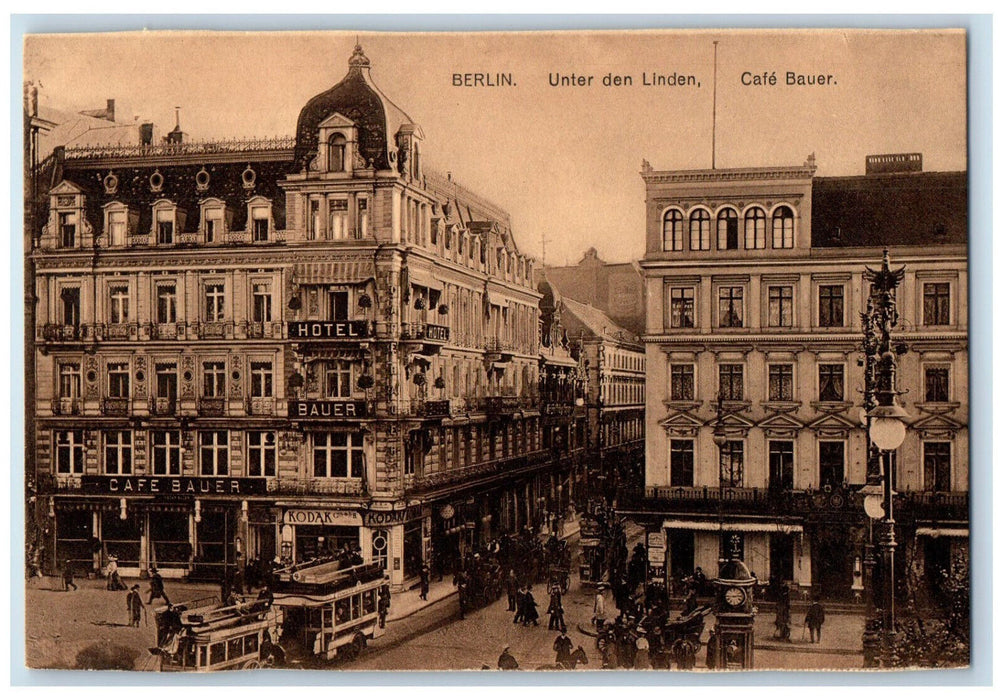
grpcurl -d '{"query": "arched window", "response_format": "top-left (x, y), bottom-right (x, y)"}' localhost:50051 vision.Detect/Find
top-left (327, 134), bottom-right (347, 172)
top-left (772, 206), bottom-right (795, 248)
top-left (689, 209), bottom-right (711, 251)
top-left (662, 209), bottom-right (684, 251)
top-left (744, 207), bottom-right (766, 249)
top-left (717, 208), bottom-right (739, 250)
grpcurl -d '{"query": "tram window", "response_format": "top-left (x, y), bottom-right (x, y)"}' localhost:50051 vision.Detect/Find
top-left (335, 599), bottom-right (351, 624)
top-left (308, 608), bottom-right (323, 628)
top-left (244, 633), bottom-right (259, 654)
top-left (362, 590), bottom-right (376, 615)
top-left (199, 645), bottom-right (208, 667)
top-left (182, 641), bottom-right (196, 668)
top-left (323, 607), bottom-right (333, 628)
top-left (210, 642), bottom-right (226, 665)
top-left (351, 594), bottom-right (361, 618)
top-left (228, 638), bottom-right (243, 659)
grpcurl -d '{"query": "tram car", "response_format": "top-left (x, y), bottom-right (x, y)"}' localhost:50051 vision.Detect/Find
top-left (272, 559), bottom-right (390, 661)
top-left (578, 518), bottom-right (606, 587)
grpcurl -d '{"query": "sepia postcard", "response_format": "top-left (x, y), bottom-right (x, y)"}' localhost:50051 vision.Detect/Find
top-left (21, 27), bottom-right (970, 674)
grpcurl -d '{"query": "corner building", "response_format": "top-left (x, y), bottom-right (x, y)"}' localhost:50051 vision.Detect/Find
top-left (30, 46), bottom-right (584, 589)
top-left (626, 154), bottom-right (968, 601)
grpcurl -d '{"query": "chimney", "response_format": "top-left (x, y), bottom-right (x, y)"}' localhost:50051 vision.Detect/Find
top-left (166, 106), bottom-right (185, 144)
top-left (139, 123), bottom-right (154, 146)
top-left (106, 99), bottom-right (115, 122)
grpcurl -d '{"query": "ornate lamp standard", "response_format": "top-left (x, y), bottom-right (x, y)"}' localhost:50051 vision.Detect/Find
top-left (860, 250), bottom-right (909, 666)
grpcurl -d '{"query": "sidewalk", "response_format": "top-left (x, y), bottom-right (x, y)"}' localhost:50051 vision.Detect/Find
top-left (387, 577), bottom-right (457, 622)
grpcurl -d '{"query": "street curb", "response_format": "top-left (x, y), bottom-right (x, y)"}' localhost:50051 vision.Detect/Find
top-left (387, 589), bottom-right (457, 623)
top-left (756, 643), bottom-right (862, 655)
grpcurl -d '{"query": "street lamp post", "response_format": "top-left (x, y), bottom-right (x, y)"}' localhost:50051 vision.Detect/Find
top-left (861, 249), bottom-right (909, 666)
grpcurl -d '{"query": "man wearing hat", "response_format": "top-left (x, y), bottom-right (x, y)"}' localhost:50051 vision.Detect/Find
top-left (593, 584), bottom-right (606, 630)
top-left (147, 567), bottom-right (170, 605)
top-left (126, 584), bottom-right (144, 627)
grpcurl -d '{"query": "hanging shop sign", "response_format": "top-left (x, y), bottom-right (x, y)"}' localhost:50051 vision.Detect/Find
top-left (439, 504), bottom-right (455, 520)
top-left (363, 505), bottom-right (423, 527)
top-left (81, 476), bottom-right (267, 495)
top-left (289, 400), bottom-right (369, 418)
top-left (283, 509), bottom-right (363, 526)
top-left (288, 320), bottom-right (370, 339)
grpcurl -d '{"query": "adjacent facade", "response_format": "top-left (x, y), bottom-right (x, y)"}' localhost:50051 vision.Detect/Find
top-left (27, 46), bottom-right (588, 589)
top-left (626, 154), bottom-right (968, 600)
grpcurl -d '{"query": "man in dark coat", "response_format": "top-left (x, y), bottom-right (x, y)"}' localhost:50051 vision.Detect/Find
top-left (513, 585), bottom-right (526, 624)
top-left (522, 586), bottom-right (539, 626)
top-left (147, 568), bottom-right (170, 605)
top-left (806, 597), bottom-right (826, 643)
top-left (547, 588), bottom-right (565, 630)
top-left (62, 560), bottom-right (78, 591)
top-left (505, 569), bottom-right (519, 611)
top-left (126, 584), bottom-right (144, 627)
top-left (553, 628), bottom-right (573, 668)
top-left (498, 645), bottom-right (519, 670)
top-left (419, 563), bottom-right (430, 601)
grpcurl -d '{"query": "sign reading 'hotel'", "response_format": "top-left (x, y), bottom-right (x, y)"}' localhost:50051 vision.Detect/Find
top-left (287, 320), bottom-right (370, 339)
top-left (289, 400), bottom-right (369, 418)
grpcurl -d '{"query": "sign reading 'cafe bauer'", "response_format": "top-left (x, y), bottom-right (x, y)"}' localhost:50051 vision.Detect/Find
top-left (81, 476), bottom-right (268, 495)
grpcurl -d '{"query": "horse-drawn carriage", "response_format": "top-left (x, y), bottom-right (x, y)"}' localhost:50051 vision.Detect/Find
top-left (544, 536), bottom-right (572, 593)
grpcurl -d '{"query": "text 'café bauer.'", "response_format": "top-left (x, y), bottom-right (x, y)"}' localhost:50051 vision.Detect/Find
top-left (27, 45), bottom-right (592, 590)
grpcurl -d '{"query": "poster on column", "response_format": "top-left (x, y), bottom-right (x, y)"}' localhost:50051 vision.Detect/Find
top-left (19, 20), bottom-right (979, 679)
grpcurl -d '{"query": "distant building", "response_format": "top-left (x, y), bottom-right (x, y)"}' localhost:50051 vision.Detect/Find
top-left (626, 154), bottom-right (968, 602)
top-left (541, 247), bottom-right (645, 337)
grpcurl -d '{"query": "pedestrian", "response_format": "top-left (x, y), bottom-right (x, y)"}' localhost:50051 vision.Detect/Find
top-left (419, 562), bottom-right (430, 601)
top-left (106, 556), bottom-right (126, 591)
top-left (505, 569), bottom-right (518, 611)
top-left (498, 644), bottom-right (519, 670)
top-left (257, 584), bottom-right (274, 607)
top-left (593, 585), bottom-right (606, 629)
top-left (682, 586), bottom-right (698, 615)
top-left (62, 560), bottom-right (78, 591)
top-left (455, 571), bottom-right (468, 620)
top-left (553, 627), bottom-right (573, 668)
top-left (806, 596), bottom-right (826, 643)
top-left (547, 587), bottom-right (565, 631)
top-left (513, 585), bottom-right (526, 624)
top-left (146, 568), bottom-right (170, 605)
top-left (705, 630), bottom-right (718, 669)
top-left (634, 631), bottom-right (651, 669)
top-left (126, 584), bottom-right (144, 627)
top-left (523, 586), bottom-right (539, 626)
top-left (775, 585), bottom-right (791, 641)
top-left (378, 584), bottom-right (390, 628)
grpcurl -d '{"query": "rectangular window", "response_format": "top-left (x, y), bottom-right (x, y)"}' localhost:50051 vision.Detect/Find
top-left (818, 364), bottom-right (845, 402)
top-left (108, 210), bottom-right (127, 246)
top-left (718, 364), bottom-right (744, 401)
top-left (768, 364), bottom-right (794, 402)
top-left (329, 291), bottom-right (349, 321)
top-left (357, 198), bottom-right (369, 238)
top-left (155, 363), bottom-right (177, 400)
top-left (199, 430), bottom-right (229, 476)
top-left (923, 442), bottom-right (951, 491)
top-left (247, 431), bottom-right (277, 477)
top-left (328, 199), bottom-right (349, 240)
top-left (202, 362), bottom-right (226, 398)
top-left (61, 288), bottom-right (81, 326)
top-left (104, 430), bottom-right (133, 475)
top-left (109, 285), bottom-right (130, 324)
top-left (313, 432), bottom-right (365, 478)
top-left (252, 283), bottom-right (272, 323)
top-left (59, 363), bottom-right (81, 399)
top-left (924, 367), bottom-right (950, 403)
top-left (204, 283), bottom-right (225, 322)
top-left (250, 362), bottom-right (273, 398)
top-left (204, 209), bottom-right (221, 243)
top-left (819, 442), bottom-right (845, 489)
top-left (719, 440), bottom-right (744, 487)
top-left (767, 286), bottom-right (793, 327)
top-left (156, 209), bottom-right (174, 245)
top-left (670, 364), bottom-right (695, 401)
top-left (769, 441), bottom-right (794, 490)
top-left (668, 287), bottom-right (695, 329)
top-left (818, 285), bottom-right (845, 327)
top-left (59, 212), bottom-right (77, 247)
top-left (923, 283), bottom-right (951, 326)
top-left (718, 286), bottom-right (744, 328)
top-left (251, 206), bottom-right (269, 242)
top-left (108, 362), bottom-right (130, 398)
top-left (156, 284), bottom-right (177, 324)
top-left (307, 199), bottom-right (320, 241)
top-left (670, 440), bottom-right (694, 487)
top-left (55, 430), bottom-right (85, 474)
top-left (151, 431), bottom-right (181, 475)
top-left (325, 361), bottom-right (352, 398)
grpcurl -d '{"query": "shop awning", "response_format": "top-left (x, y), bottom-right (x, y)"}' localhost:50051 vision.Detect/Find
top-left (662, 519), bottom-right (803, 534)
top-left (915, 526), bottom-right (969, 538)
top-left (294, 260), bottom-right (375, 286)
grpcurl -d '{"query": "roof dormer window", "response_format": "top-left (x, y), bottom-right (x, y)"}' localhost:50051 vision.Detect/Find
top-left (59, 212), bottom-right (78, 248)
top-left (328, 134), bottom-right (347, 172)
top-left (103, 202), bottom-right (134, 247)
top-left (152, 200), bottom-right (184, 246)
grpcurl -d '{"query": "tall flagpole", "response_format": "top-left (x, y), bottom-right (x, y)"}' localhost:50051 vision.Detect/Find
top-left (712, 40), bottom-right (719, 170)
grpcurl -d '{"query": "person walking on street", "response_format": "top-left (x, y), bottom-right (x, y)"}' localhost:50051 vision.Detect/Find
top-left (147, 568), bottom-right (170, 605)
top-left (523, 586), bottom-right (540, 626)
top-left (505, 570), bottom-right (518, 612)
top-left (513, 585), bottom-right (526, 624)
top-left (498, 645), bottom-right (519, 670)
top-left (593, 585), bottom-right (606, 629)
top-left (775, 585), bottom-right (792, 641)
top-left (62, 560), bottom-right (78, 591)
top-left (126, 584), bottom-right (144, 627)
top-left (547, 587), bottom-right (565, 631)
top-left (553, 628), bottom-right (573, 668)
top-left (419, 563), bottom-right (430, 601)
top-left (806, 596), bottom-right (826, 643)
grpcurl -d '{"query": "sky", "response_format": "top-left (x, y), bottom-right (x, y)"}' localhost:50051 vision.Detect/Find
top-left (23, 29), bottom-right (967, 266)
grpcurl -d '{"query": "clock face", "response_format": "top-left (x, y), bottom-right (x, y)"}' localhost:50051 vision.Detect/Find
top-left (724, 587), bottom-right (745, 607)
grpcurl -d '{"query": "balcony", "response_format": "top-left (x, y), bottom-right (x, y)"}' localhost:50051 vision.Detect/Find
top-left (247, 397), bottom-right (276, 416)
top-left (150, 397), bottom-right (177, 416)
top-left (898, 490), bottom-right (969, 521)
top-left (406, 449), bottom-right (552, 494)
top-left (196, 321), bottom-right (233, 339)
top-left (101, 323), bottom-right (140, 341)
top-left (150, 322), bottom-right (186, 340)
top-left (102, 397), bottom-right (130, 416)
top-left (37, 324), bottom-right (88, 343)
top-left (267, 478), bottom-right (365, 497)
top-left (51, 398), bottom-right (82, 415)
top-left (245, 321), bottom-right (283, 339)
top-left (408, 399), bottom-right (451, 418)
top-left (484, 395), bottom-right (526, 414)
top-left (198, 397), bottom-right (226, 416)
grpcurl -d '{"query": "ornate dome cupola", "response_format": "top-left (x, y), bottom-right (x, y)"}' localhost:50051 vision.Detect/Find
top-left (293, 44), bottom-right (423, 175)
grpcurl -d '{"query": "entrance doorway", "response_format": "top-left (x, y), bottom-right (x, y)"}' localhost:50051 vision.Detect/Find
top-left (811, 527), bottom-right (852, 599)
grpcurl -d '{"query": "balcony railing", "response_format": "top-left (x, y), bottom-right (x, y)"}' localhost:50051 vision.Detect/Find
top-left (483, 338), bottom-right (515, 353)
top-left (247, 397), bottom-right (276, 415)
top-left (245, 321), bottom-right (284, 339)
top-left (484, 395), bottom-right (527, 413)
top-left (196, 321), bottom-right (233, 339)
top-left (267, 478), bottom-right (365, 496)
top-left (406, 449), bottom-right (552, 493)
top-left (102, 397), bottom-right (130, 416)
top-left (37, 324), bottom-right (88, 342)
top-left (102, 323), bottom-right (140, 341)
top-left (198, 397), bottom-right (226, 416)
top-left (149, 322), bottom-right (185, 340)
top-left (150, 397), bottom-right (177, 416)
top-left (897, 490), bottom-right (969, 521)
top-left (51, 398), bottom-right (82, 415)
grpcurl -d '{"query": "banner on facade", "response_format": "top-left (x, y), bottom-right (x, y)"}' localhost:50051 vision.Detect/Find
top-left (289, 400), bottom-right (369, 418)
top-left (81, 475), bottom-right (267, 495)
top-left (283, 509), bottom-right (363, 526)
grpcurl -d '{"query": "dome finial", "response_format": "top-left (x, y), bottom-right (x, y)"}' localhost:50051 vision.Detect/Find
top-left (349, 42), bottom-right (371, 69)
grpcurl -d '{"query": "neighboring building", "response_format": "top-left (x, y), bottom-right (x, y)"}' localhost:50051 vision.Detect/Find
top-left (542, 247), bottom-right (645, 336)
top-left (625, 154), bottom-right (968, 601)
top-left (27, 46), bottom-right (586, 589)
